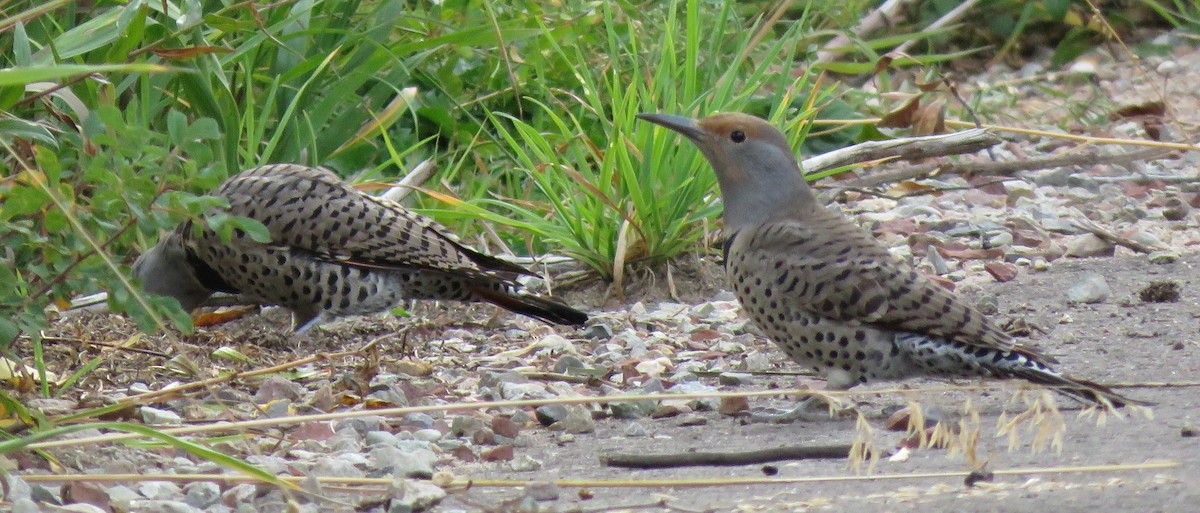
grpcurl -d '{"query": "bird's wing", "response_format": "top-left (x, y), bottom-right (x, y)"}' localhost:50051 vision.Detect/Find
top-left (214, 164), bottom-right (530, 277)
top-left (732, 211), bottom-right (1028, 356)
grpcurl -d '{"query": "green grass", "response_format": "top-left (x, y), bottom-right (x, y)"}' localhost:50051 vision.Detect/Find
top-left (1, 0), bottom-right (1195, 407)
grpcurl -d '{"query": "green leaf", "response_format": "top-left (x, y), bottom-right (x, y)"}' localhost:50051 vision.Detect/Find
top-left (0, 64), bottom-right (174, 87)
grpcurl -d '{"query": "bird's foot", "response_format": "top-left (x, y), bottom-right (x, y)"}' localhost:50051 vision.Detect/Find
top-left (750, 395), bottom-right (856, 424)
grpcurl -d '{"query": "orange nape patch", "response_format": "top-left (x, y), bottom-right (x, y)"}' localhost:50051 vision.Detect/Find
top-left (697, 112), bottom-right (766, 139)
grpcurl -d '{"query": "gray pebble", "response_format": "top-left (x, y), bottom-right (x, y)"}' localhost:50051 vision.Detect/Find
top-left (183, 482), bottom-right (221, 508)
top-left (718, 372), bottom-right (754, 386)
top-left (139, 481), bottom-right (183, 500)
top-left (366, 430), bottom-right (400, 447)
top-left (553, 354), bottom-right (587, 374)
top-left (510, 454), bottom-right (544, 472)
top-left (1067, 273), bottom-right (1111, 304)
top-left (1149, 250), bottom-right (1180, 264)
top-left (311, 457), bottom-right (364, 478)
top-left (525, 480), bottom-right (560, 501)
top-left (556, 405), bottom-right (595, 434)
top-left (534, 405), bottom-right (569, 426)
top-left (371, 446), bottom-right (435, 478)
top-left (400, 413), bottom-right (435, 430)
top-left (412, 429), bottom-right (443, 442)
top-left (579, 323), bottom-right (614, 339)
top-left (139, 406), bottom-right (182, 426)
top-left (387, 479), bottom-right (447, 512)
top-left (610, 400), bottom-right (656, 419)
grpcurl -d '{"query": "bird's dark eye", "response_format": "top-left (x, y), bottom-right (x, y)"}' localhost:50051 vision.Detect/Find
top-left (730, 130), bottom-right (746, 143)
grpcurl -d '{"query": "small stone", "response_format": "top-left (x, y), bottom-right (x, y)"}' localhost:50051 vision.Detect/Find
top-left (335, 416), bottom-right (385, 435)
top-left (985, 231), bottom-right (1013, 249)
top-left (1032, 258), bottom-right (1050, 272)
top-left (139, 481), bottom-right (183, 500)
top-left (262, 399), bottom-right (291, 418)
top-left (984, 262), bottom-right (1018, 282)
top-left (534, 405), bottom-right (569, 427)
top-left (610, 400), bottom-right (656, 419)
top-left (183, 482), bottom-right (221, 509)
top-left (399, 413), bottom-right (435, 431)
top-left (524, 480), bottom-right (560, 501)
top-left (311, 457), bottom-right (364, 478)
top-left (471, 427), bottom-right (496, 445)
top-left (371, 446), bottom-right (435, 478)
top-left (623, 422), bottom-right (649, 437)
top-left (510, 454), bottom-right (543, 472)
top-left (1182, 426), bottom-right (1197, 438)
top-left (556, 405), bottom-right (595, 434)
top-left (719, 396), bottom-right (750, 416)
top-left (553, 354), bottom-right (587, 374)
top-left (26, 398), bottom-right (75, 415)
top-left (139, 406), bottom-right (182, 425)
top-left (220, 484), bottom-right (258, 507)
top-left (491, 416), bottom-right (521, 438)
top-left (1064, 234), bottom-right (1114, 258)
top-left (670, 381), bottom-right (720, 411)
top-left (925, 249), bottom-right (950, 275)
top-left (677, 414), bottom-right (708, 427)
top-left (739, 352), bottom-right (772, 372)
top-left (366, 430), bottom-right (400, 447)
top-left (580, 323), bottom-right (614, 339)
top-left (651, 403), bottom-right (691, 418)
top-left (718, 372), bottom-right (754, 386)
top-left (1148, 250), bottom-right (1180, 264)
top-left (412, 428), bottom-right (443, 442)
top-left (1162, 197), bottom-right (1191, 220)
top-left (481, 445), bottom-right (514, 462)
top-left (387, 479), bottom-right (446, 512)
top-left (1067, 274), bottom-right (1110, 304)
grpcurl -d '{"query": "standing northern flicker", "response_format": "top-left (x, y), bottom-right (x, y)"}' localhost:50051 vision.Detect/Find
top-left (133, 164), bottom-right (588, 332)
top-left (639, 112), bottom-right (1145, 409)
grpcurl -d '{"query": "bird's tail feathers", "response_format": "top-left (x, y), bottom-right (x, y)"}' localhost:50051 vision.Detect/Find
top-left (470, 284), bottom-right (589, 326)
top-left (1000, 364), bottom-right (1153, 409)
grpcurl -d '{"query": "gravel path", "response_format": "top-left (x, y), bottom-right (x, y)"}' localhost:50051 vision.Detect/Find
top-left (7, 27), bottom-right (1200, 513)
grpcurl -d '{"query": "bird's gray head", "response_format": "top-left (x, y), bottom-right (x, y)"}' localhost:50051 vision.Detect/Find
top-left (637, 112), bottom-right (816, 230)
top-left (132, 232), bottom-right (212, 312)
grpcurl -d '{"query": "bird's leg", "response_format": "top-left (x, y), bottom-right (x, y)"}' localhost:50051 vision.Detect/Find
top-left (292, 311), bottom-right (331, 333)
top-left (750, 371), bottom-right (858, 423)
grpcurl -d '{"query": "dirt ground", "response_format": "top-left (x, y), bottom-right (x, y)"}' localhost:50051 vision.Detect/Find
top-left (16, 26), bottom-right (1200, 513)
top-left (442, 253), bottom-right (1200, 513)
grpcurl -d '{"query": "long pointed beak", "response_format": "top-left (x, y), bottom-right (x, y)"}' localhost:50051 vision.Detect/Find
top-left (636, 113), bottom-right (706, 142)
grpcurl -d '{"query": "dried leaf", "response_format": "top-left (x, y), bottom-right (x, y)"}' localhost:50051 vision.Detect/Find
top-left (912, 98), bottom-right (946, 136)
top-left (879, 96), bottom-right (921, 128)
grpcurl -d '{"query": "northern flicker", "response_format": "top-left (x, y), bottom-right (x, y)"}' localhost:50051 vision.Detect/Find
top-left (639, 112), bottom-right (1146, 410)
top-left (133, 164), bottom-right (588, 332)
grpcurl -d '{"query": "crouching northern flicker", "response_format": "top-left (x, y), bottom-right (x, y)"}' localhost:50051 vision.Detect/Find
top-left (639, 112), bottom-right (1146, 410)
top-left (133, 164), bottom-right (588, 332)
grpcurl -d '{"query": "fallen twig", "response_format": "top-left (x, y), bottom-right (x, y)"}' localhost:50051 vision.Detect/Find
top-left (802, 128), bottom-right (1001, 176)
top-left (18, 460), bottom-right (1181, 489)
top-left (1071, 217), bottom-right (1167, 254)
top-left (820, 147), bottom-right (1174, 195)
top-left (601, 444), bottom-right (852, 469)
